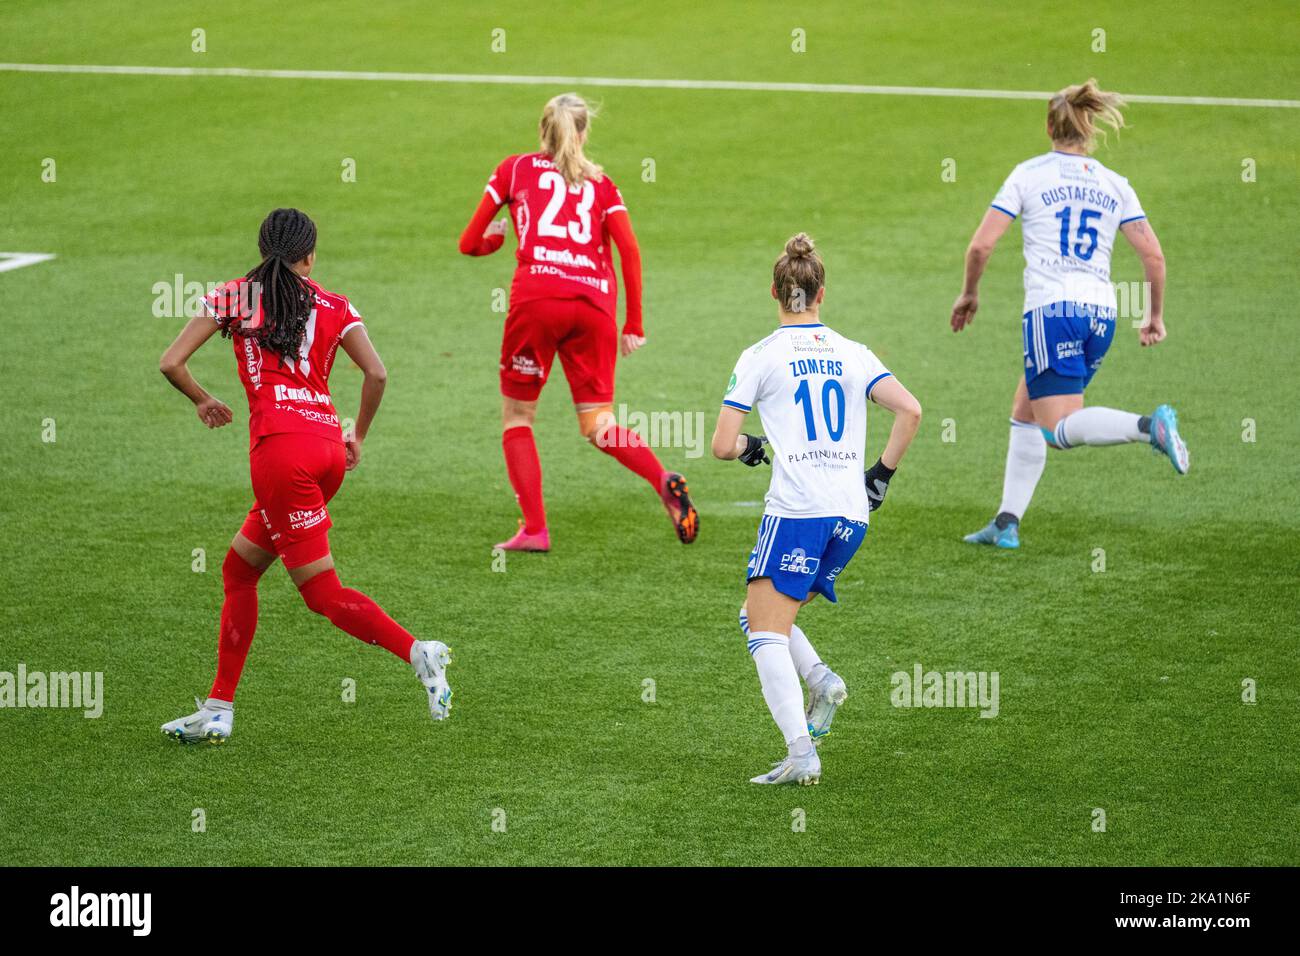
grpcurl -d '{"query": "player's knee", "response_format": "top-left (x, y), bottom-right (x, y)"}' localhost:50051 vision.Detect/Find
top-left (299, 586), bottom-right (329, 617)
top-left (297, 568), bottom-right (341, 616)
top-left (501, 398), bottom-right (537, 432)
top-left (222, 548), bottom-right (263, 591)
top-left (577, 405), bottom-right (614, 444)
top-left (1041, 420), bottom-right (1071, 450)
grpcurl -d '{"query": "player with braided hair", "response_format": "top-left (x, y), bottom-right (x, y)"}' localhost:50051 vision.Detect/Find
top-left (224, 207), bottom-right (320, 363)
top-left (158, 208), bottom-right (453, 744)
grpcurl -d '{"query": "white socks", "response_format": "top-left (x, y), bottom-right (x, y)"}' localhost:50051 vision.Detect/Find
top-left (998, 418), bottom-right (1046, 520)
top-left (749, 632), bottom-right (811, 752)
top-left (1054, 407), bottom-right (1146, 449)
top-left (788, 624), bottom-right (826, 683)
top-left (743, 611), bottom-right (825, 684)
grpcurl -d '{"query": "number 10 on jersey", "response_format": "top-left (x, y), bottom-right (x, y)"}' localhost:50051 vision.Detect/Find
top-left (794, 378), bottom-right (846, 442)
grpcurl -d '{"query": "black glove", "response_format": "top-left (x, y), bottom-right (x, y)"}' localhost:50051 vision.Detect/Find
top-left (738, 433), bottom-right (770, 467)
top-left (864, 457), bottom-right (896, 511)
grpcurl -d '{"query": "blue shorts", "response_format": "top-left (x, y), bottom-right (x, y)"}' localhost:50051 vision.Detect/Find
top-left (1023, 301), bottom-right (1116, 399)
top-left (745, 515), bottom-right (867, 603)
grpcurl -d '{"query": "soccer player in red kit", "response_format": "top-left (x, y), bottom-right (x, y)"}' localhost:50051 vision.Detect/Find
top-left (158, 208), bottom-right (452, 743)
top-left (459, 93), bottom-right (698, 551)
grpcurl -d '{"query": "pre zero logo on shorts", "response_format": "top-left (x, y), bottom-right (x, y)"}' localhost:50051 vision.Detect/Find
top-left (779, 548), bottom-right (820, 575)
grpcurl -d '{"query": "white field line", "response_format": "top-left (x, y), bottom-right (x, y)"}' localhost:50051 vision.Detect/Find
top-left (0, 252), bottom-right (56, 274)
top-left (0, 62), bottom-right (1297, 108)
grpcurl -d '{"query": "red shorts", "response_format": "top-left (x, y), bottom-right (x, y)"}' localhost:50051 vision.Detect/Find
top-left (239, 432), bottom-right (345, 568)
top-left (499, 297), bottom-right (617, 404)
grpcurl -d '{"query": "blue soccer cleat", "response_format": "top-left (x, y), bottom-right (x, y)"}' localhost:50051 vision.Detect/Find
top-left (1149, 404), bottom-right (1189, 475)
top-left (963, 519), bottom-right (1019, 549)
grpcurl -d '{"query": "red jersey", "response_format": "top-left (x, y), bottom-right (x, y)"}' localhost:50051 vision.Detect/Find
top-left (202, 276), bottom-right (363, 446)
top-left (486, 152), bottom-right (627, 317)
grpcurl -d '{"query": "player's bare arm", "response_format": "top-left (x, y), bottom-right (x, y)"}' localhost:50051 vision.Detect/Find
top-left (870, 376), bottom-right (923, 468)
top-left (711, 406), bottom-right (750, 460)
top-left (1120, 217), bottom-right (1167, 346)
top-left (159, 314), bottom-right (233, 429)
top-left (951, 207), bottom-right (1014, 333)
top-left (339, 324), bottom-right (388, 471)
top-left (861, 375), bottom-right (922, 512)
top-left (713, 348), bottom-right (768, 471)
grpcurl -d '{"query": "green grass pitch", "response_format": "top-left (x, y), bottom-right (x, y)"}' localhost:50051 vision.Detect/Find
top-left (0, 1), bottom-right (1296, 866)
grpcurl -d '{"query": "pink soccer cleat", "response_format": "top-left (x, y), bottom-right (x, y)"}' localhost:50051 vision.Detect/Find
top-left (495, 522), bottom-right (550, 552)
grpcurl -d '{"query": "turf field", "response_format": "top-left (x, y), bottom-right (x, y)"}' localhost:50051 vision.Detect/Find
top-left (1, 1), bottom-right (1297, 866)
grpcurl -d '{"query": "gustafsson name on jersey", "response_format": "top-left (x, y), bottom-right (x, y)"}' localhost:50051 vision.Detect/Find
top-left (1038, 185), bottom-right (1120, 214)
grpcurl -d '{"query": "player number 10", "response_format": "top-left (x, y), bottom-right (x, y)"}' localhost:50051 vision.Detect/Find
top-left (794, 378), bottom-right (845, 442)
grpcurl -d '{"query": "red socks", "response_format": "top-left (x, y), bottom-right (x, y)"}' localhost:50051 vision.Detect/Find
top-left (595, 425), bottom-right (666, 489)
top-left (502, 425), bottom-right (547, 533)
top-left (297, 568), bottom-right (415, 663)
top-left (209, 551), bottom-right (415, 702)
top-left (501, 422), bottom-right (664, 534)
top-left (209, 549), bottom-right (265, 702)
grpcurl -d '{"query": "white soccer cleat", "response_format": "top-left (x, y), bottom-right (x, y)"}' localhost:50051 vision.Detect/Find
top-left (411, 640), bottom-right (453, 721)
top-left (161, 697), bottom-right (233, 745)
top-left (750, 749), bottom-right (821, 786)
top-left (806, 668), bottom-right (848, 744)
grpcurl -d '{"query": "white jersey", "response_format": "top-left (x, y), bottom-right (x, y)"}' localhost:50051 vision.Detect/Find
top-left (724, 323), bottom-right (891, 523)
top-left (991, 151), bottom-right (1145, 315)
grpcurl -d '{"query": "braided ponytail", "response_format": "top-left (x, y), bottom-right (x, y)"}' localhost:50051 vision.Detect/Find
top-left (225, 208), bottom-right (318, 365)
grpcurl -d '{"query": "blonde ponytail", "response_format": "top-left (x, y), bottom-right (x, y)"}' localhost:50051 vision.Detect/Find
top-left (1047, 78), bottom-right (1126, 152)
top-left (539, 93), bottom-right (603, 187)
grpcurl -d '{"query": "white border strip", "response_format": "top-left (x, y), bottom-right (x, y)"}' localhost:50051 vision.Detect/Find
top-left (1, 62), bottom-right (1296, 108)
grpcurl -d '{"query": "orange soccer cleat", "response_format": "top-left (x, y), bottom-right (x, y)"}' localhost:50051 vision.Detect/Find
top-left (659, 472), bottom-right (699, 545)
